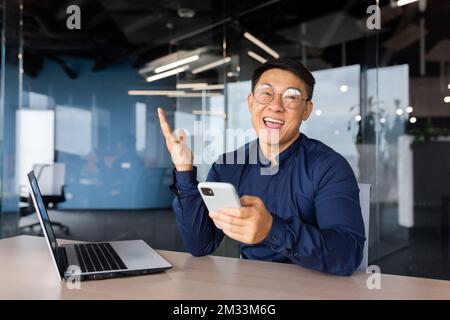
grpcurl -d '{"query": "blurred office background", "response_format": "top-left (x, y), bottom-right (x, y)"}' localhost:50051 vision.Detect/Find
top-left (0, 0), bottom-right (449, 280)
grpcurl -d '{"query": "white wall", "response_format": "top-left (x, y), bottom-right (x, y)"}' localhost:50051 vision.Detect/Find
top-left (15, 109), bottom-right (55, 192)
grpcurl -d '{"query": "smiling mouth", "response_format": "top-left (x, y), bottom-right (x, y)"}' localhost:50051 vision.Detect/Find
top-left (263, 117), bottom-right (285, 129)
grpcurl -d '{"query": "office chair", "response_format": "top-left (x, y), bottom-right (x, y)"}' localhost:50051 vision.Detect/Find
top-left (19, 163), bottom-right (70, 235)
top-left (357, 183), bottom-right (371, 272)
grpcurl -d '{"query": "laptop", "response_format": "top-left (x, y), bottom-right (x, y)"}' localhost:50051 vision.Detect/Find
top-left (27, 170), bottom-right (172, 281)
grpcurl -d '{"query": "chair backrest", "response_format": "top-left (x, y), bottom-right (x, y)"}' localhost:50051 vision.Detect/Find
top-left (33, 163), bottom-right (65, 196)
top-left (357, 183), bottom-right (371, 272)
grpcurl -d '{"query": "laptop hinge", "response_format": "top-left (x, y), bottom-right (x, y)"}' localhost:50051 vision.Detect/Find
top-left (57, 247), bottom-right (68, 278)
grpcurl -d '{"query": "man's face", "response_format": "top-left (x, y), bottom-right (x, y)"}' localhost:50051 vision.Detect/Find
top-left (248, 68), bottom-right (313, 150)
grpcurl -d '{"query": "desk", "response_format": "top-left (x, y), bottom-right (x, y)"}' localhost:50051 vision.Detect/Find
top-left (1, 235), bottom-right (450, 299)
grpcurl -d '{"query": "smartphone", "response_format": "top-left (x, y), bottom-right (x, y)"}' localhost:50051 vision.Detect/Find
top-left (198, 182), bottom-right (241, 229)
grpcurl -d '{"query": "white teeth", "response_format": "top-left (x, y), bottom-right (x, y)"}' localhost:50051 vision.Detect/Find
top-left (263, 117), bottom-right (284, 124)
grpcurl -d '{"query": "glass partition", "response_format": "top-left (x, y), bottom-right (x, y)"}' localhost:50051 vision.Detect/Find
top-left (0, 0), bottom-right (23, 237)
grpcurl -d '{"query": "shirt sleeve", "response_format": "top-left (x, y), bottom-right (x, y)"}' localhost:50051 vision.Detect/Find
top-left (263, 154), bottom-right (366, 276)
top-left (171, 164), bottom-right (225, 256)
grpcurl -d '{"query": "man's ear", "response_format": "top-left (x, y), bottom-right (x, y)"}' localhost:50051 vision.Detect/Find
top-left (302, 101), bottom-right (313, 121)
top-left (247, 93), bottom-right (253, 113)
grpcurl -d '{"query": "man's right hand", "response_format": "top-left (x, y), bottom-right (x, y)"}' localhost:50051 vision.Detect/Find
top-left (157, 107), bottom-right (193, 171)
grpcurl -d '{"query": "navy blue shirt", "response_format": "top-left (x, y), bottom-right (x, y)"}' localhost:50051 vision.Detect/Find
top-left (171, 134), bottom-right (365, 276)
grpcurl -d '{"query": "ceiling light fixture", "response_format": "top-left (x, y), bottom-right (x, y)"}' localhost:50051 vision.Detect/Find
top-left (128, 90), bottom-right (186, 96)
top-left (192, 84), bottom-right (225, 91)
top-left (177, 8), bottom-right (196, 19)
top-left (154, 55), bottom-right (199, 73)
top-left (248, 51), bottom-right (267, 64)
top-left (171, 92), bottom-right (222, 98)
top-left (176, 82), bottom-right (208, 89)
top-left (145, 65), bottom-right (189, 83)
top-left (244, 32), bottom-right (279, 59)
top-left (444, 96), bottom-right (450, 103)
top-left (396, 0), bottom-right (419, 6)
top-left (127, 90), bottom-right (221, 98)
top-left (192, 57), bottom-right (231, 74)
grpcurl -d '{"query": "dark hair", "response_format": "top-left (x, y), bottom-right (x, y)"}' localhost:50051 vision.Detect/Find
top-left (251, 58), bottom-right (316, 100)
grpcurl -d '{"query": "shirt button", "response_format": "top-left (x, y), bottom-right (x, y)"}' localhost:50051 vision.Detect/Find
top-left (272, 235), bottom-right (278, 241)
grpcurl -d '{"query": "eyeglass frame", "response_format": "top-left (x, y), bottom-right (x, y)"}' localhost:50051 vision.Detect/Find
top-left (252, 83), bottom-right (310, 109)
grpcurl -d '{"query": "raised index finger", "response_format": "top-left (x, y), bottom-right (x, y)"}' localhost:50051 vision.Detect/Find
top-left (157, 107), bottom-right (175, 143)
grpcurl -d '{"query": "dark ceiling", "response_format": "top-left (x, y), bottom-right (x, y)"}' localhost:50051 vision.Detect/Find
top-left (4, 0), bottom-right (450, 79)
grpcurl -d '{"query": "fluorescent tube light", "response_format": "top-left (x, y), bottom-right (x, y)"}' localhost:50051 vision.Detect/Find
top-left (127, 90), bottom-right (221, 98)
top-left (192, 84), bottom-right (225, 91)
top-left (145, 65), bottom-right (189, 82)
top-left (396, 0), bottom-right (419, 6)
top-left (244, 32), bottom-right (279, 59)
top-left (192, 57), bottom-right (231, 75)
top-left (128, 90), bottom-right (186, 96)
top-left (154, 55), bottom-right (199, 73)
top-left (176, 82), bottom-right (208, 89)
top-left (168, 92), bottom-right (222, 98)
top-left (247, 51), bottom-right (267, 64)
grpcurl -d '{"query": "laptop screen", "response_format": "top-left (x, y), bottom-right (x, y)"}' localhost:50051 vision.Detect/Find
top-left (27, 170), bottom-right (62, 277)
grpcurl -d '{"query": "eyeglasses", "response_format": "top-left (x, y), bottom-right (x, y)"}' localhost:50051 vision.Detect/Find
top-left (253, 84), bottom-right (308, 109)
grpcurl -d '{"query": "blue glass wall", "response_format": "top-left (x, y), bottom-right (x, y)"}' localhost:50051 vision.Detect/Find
top-left (23, 57), bottom-right (175, 209)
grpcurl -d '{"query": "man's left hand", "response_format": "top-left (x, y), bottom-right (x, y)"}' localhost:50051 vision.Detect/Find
top-left (209, 195), bottom-right (273, 244)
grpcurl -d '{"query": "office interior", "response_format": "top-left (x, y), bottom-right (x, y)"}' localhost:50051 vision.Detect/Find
top-left (0, 0), bottom-right (449, 281)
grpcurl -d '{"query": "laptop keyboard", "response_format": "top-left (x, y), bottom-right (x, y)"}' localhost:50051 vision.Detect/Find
top-left (74, 243), bottom-right (127, 273)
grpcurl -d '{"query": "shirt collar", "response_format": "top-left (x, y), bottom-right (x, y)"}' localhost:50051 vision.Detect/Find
top-left (255, 133), bottom-right (304, 168)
